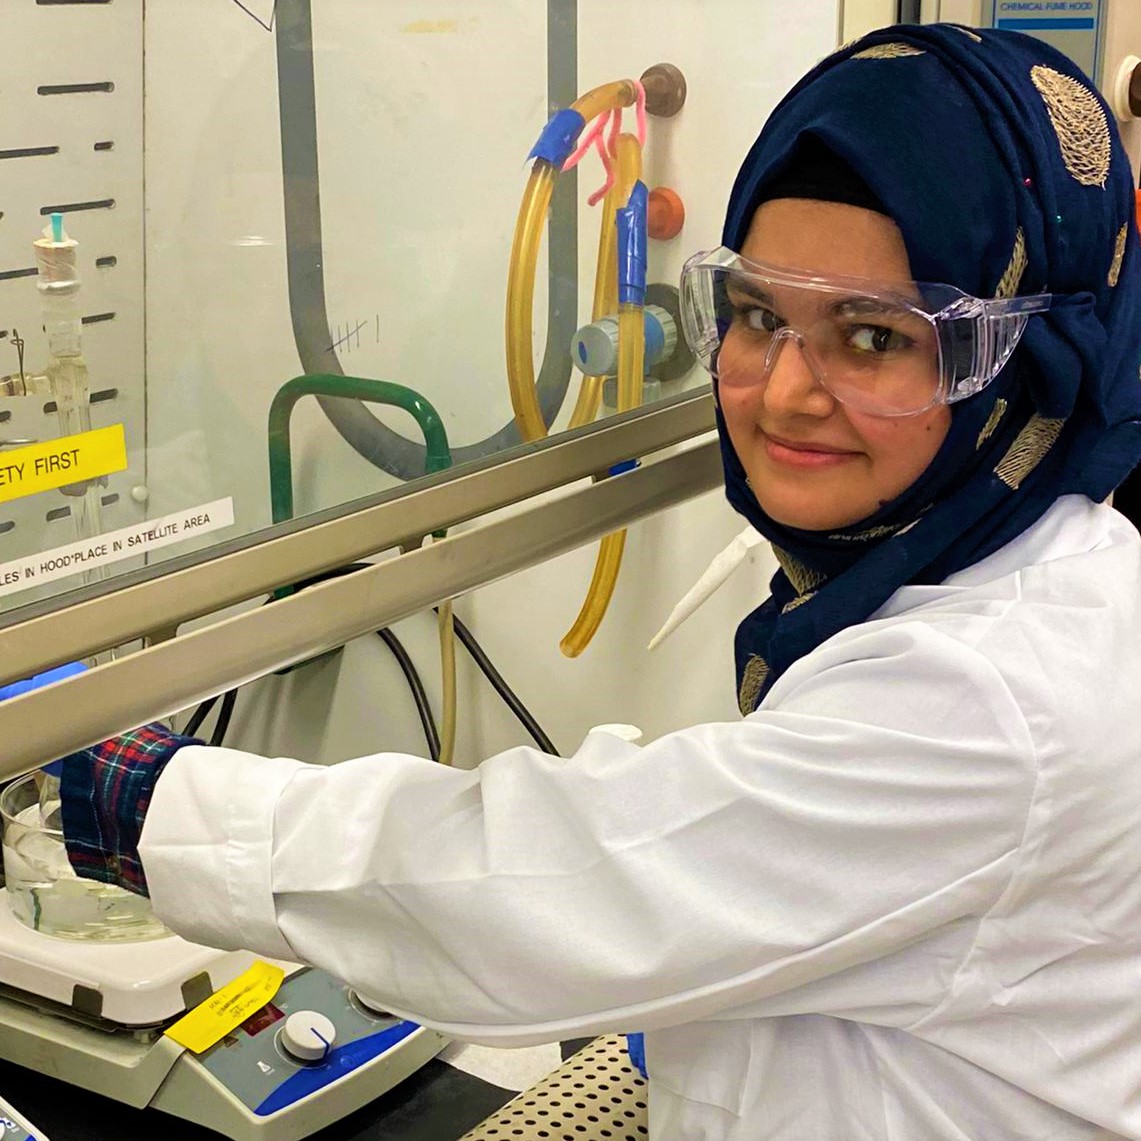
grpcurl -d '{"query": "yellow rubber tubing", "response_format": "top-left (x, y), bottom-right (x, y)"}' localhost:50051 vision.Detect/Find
top-left (559, 301), bottom-right (645, 657)
top-left (559, 531), bottom-right (627, 657)
top-left (571, 80), bottom-right (639, 125)
top-left (506, 82), bottom-right (639, 443)
top-left (438, 600), bottom-right (457, 765)
top-left (616, 301), bottom-right (646, 413)
top-left (565, 200), bottom-right (616, 429)
top-left (505, 161), bottom-right (558, 443)
top-left (568, 133), bottom-right (643, 431)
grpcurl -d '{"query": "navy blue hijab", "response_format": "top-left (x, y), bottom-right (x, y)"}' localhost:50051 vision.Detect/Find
top-left (721, 24), bottom-right (1141, 714)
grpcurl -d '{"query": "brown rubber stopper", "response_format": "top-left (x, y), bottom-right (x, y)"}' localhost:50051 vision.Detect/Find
top-left (640, 63), bottom-right (687, 117)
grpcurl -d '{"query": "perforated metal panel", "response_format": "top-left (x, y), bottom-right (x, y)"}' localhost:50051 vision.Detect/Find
top-left (0, 0), bottom-right (147, 609)
top-left (460, 1036), bottom-right (649, 1141)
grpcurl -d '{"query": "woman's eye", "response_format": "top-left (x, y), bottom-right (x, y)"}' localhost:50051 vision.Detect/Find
top-left (741, 306), bottom-right (784, 333)
top-left (848, 324), bottom-right (913, 353)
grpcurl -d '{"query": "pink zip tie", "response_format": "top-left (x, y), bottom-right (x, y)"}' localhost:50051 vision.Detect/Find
top-left (562, 110), bottom-right (611, 172)
top-left (559, 81), bottom-right (647, 207)
top-left (586, 131), bottom-right (617, 206)
top-left (582, 104), bottom-right (628, 205)
top-left (606, 104), bottom-right (624, 155)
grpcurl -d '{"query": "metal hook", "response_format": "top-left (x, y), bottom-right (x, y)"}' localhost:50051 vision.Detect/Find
top-left (9, 328), bottom-right (25, 385)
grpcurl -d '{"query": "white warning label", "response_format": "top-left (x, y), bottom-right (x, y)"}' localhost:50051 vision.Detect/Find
top-left (0, 498), bottom-right (235, 598)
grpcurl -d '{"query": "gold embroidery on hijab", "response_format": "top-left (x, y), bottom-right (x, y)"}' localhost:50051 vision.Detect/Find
top-left (782, 592), bottom-right (817, 614)
top-left (773, 546), bottom-right (827, 595)
top-left (995, 229), bottom-right (1027, 300)
top-left (853, 43), bottom-right (926, 60)
top-left (1030, 65), bottom-right (1111, 188)
top-left (738, 655), bottom-right (770, 715)
top-left (1109, 223), bottom-right (1128, 287)
top-left (995, 415), bottom-right (1066, 489)
top-left (827, 522), bottom-right (901, 542)
top-left (951, 27), bottom-right (983, 43)
top-left (977, 398), bottom-right (1008, 450)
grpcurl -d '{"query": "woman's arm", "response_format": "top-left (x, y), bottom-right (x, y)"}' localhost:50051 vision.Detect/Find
top-left (138, 620), bottom-right (1037, 1045)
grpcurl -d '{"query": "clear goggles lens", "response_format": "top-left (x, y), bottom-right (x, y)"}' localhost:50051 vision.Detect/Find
top-left (679, 248), bottom-right (1051, 417)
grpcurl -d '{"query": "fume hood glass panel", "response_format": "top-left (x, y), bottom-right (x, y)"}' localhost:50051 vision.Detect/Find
top-left (0, 0), bottom-right (840, 618)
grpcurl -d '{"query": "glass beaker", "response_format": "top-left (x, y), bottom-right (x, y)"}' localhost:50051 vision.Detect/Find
top-left (0, 773), bottom-right (168, 942)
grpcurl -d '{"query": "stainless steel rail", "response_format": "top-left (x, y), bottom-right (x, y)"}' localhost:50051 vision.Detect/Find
top-left (0, 393), bottom-right (715, 688)
top-left (0, 432), bottom-right (722, 779)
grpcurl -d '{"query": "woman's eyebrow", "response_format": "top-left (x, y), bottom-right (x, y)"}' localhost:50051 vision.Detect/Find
top-left (829, 296), bottom-right (915, 319)
top-left (725, 280), bottom-right (775, 306)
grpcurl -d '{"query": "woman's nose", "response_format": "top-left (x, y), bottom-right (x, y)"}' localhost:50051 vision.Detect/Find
top-left (760, 330), bottom-right (836, 418)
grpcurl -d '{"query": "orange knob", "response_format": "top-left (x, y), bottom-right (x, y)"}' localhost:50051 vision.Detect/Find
top-left (648, 186), bottom-right (685, 241)
top-left (1135, 189), bottom-right (1141, 235)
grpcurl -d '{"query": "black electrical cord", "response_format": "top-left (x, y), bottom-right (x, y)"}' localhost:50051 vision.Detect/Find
top-left (184, 695), bottom-right (218, 738)
top-left (294, 562), bottom-right (442, 760)
top-left (377, 628), bottom-right (441, 762)
top-left (442, 609), bottom-right (561, 756)
top-left (183, 561), bottom-right (558, 761)
top-left (186, 564), bottom-right (441, 759)
top-left (184, 688), bottom-right (239, 746)
top-left (209, 689), bottom-right (239, 747)
top-left (293, 564), bottom-right (560, 757)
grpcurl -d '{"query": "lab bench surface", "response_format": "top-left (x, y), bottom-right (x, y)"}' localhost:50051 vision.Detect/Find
top-left (0, 1040), bottom-right (595, 1141)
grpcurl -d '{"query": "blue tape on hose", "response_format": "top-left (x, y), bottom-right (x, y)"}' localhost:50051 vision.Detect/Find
top-left (617, 181), bottom-right (649, 306)
top-left (528, 108), bottom-right (586, 167)
top-left (609, 459), bottom-right (640, 476)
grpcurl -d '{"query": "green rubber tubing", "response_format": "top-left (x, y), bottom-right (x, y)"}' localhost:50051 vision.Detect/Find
top-left (268, 374), bottom-right (452, 525)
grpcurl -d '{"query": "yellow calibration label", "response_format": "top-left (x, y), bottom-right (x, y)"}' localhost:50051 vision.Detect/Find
top-left (165, 961), bottom-right (286, 1054)
top-left (0, 424), bottom-right (128, 505)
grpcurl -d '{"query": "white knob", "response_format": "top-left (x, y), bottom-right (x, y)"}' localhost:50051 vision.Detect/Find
top-left (280, 1010), bottom-right (337, 1062)
top-left (130, 484), bottom-right (149, 504)
top-left (573, 316), bottom-right (621, 377)
top-left (572, 306), bottom-right (679, 378)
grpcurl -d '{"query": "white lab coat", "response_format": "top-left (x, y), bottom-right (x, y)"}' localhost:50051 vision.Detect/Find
top-left (141, 494), bottom-right (1141, 1140)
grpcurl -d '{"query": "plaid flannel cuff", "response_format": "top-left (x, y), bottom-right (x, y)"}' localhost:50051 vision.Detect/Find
top-left (60, 725), bottom-right (200, 896)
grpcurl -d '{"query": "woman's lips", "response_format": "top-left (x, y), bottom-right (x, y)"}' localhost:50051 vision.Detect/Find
top-left (761, 431), bottom-right (861, 468)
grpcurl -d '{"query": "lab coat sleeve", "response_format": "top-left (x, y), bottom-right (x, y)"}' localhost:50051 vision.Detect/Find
top-left (139, 620), bottom-right (1037, 1045)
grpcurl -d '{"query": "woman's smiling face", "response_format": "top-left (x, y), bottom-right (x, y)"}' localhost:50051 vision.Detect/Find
top-left (717, 198), bottom-right (951, 532)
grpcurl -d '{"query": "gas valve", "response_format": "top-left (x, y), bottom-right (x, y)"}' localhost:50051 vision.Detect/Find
top-left (571, 304), bottom-right (678, 378)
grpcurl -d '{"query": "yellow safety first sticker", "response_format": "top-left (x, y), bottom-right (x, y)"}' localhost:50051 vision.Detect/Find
top-left (0, 424), bottom-right (128, 505)
top-left (165, 961), bottom-right (285, 1055)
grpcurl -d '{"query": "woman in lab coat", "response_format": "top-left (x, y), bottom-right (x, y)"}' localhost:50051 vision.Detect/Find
top-left (62, 25), bottom-right (1141, 1141)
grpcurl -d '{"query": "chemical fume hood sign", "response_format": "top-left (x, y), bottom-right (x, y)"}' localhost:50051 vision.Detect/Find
top-left (982, 1), bottom-right (1105, 80)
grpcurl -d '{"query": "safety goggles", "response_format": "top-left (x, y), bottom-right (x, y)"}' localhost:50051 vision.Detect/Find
top-left (680, 247), bottom-right (1052, 417)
